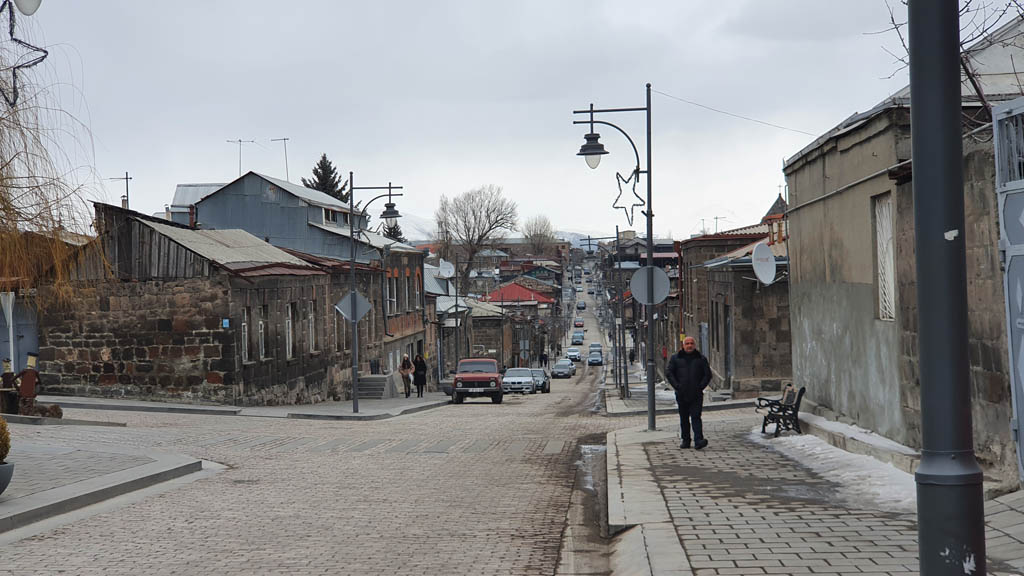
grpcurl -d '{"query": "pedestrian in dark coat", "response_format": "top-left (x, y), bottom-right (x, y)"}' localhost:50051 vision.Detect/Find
top-left (413, 354), bottom-right (428, 398)
top-left (666, 336), bottom-right (712, 450)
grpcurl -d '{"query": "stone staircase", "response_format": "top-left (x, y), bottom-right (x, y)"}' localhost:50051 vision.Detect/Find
top-left (356, 374), bottom-right (390, 399)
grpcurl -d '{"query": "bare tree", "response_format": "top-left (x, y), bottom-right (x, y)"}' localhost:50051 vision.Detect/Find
top-left (434, 185), bottom-right (518, 290)
top-left (521, 215), bottom-right (557, 256)
top-left (874, 0), bottom-right (1024, 124)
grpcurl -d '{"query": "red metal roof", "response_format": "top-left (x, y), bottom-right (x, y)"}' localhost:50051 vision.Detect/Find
top-left (482, 282), bottom-right (554, 304)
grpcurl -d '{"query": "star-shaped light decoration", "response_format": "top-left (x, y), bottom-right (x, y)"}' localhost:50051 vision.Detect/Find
top-left (612, 168), bottom-right (645, 226)
top-left (0, 0), bottom-right (47, 108)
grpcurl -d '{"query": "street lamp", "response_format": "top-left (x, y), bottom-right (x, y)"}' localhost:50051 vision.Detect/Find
top-left (346, 171), bottom-right (403, 413)
top-left (573, 84), bottom-right (657, 431)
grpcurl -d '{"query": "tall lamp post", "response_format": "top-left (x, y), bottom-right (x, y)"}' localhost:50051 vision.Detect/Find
top-left (908, 3), bottom-right (986, 573)
top-left (347, 171), bottom-right (403, 414)
top-left (574, 83), bottom-right (656, 430)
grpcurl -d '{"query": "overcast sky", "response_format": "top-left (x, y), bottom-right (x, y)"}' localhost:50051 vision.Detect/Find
top-left (21, 1), bottom-right (911, 239)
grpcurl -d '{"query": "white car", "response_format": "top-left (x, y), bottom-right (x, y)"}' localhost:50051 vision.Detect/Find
top-left (502, 368), bottom-right (537, 394)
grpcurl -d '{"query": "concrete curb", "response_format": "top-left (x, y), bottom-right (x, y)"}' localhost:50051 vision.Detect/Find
top-left (606, 425), bottom-right (693, 575)
top-left (42, 398), bottom-right (241, 417)
top-left (0, 452), bottom-right (202, 534)
top-left (286, 399), bottom-right (450, 421)
top-left (0, 414), bottom-right (126, 427)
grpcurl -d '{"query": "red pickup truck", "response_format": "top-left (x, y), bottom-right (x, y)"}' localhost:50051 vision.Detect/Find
top-left (452, 358), bottom-right (504, 405)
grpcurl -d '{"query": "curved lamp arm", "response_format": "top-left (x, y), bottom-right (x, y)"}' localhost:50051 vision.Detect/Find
top-left (573, 119), bottom-right (641, 175)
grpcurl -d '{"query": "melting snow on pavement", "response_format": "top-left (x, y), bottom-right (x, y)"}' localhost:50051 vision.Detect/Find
top-left (749, 428), bottom-right (917, 514)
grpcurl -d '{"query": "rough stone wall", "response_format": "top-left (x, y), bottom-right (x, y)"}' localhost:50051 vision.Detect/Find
top-left (894, 137), bottom-right (1015, 481)
top-left (37, 277), bottom-right (236, 404)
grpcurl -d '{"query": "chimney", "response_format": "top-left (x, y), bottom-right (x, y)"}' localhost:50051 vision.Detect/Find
top-left (188, 205), bottom-right (196, 228)
top-left (121, 195), bottom-right (129, 210)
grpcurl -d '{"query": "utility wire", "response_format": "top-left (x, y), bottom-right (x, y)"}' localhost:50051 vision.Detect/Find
top-left (651, 88), bottom-right (817, 137)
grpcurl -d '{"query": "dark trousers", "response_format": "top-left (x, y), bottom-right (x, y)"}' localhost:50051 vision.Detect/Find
top-left (676, 395), bottom-right (704, 443)
top-left (415, 384), bottom-right (424, 398)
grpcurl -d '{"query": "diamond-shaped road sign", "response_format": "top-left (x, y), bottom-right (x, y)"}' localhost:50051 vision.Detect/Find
top-left (336, 292), bottom-right (372, 323)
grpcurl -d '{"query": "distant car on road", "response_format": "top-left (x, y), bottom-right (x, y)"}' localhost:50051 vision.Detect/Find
top-left (451, 358), bottom-right (503, 404)
top-left (573, 318), bottom-right (585, 327)
top-left (586, 289), bottom-right (594, 295)
top-left (566, 348), bottom-right (582, 362)
top-left (576, 301), bottom-right (586, 310)
top-left (531, 369), bottom-right (550, 393)
top-left (502, 368), bottom-right (537, 394)
top-left (588, 351), bottom-right (603, 366)
top-left (589, 343), bottom-right (603, 354)
top-left (552, 359), bottom-right (575, 378)
top-left (571, 331), bottom-right (585, 345)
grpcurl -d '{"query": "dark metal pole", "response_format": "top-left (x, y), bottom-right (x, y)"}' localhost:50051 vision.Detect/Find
top-left (454, 254), bottom-right (460, 367)
top-left (908, 3), bottom-right (986, 574)
top-left (349, 170), bottom-right (360, 414)
top-left (644, 83), bottom-right (655, 431)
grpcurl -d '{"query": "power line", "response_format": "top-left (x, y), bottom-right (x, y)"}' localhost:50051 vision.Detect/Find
top-left (651, 88), bottom-right (817, 137)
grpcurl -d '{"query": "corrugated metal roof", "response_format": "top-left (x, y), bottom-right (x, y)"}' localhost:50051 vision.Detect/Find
top-left (310, 222), bottom-right (422, 254)
top-left (423, 264), bottom-right (449, 296)
top-left (703, 239), bottom-right (788, 269)
top-left (138, 218), bottom-right (312, 268)
top-left (467, 299), bottom-right (504, 318)
top-left (171, 183), bottom-right (224, 207)
top-left (256, 173), bottom-right (352, 213)
top-left (436, 295), bottom-right (470, 314)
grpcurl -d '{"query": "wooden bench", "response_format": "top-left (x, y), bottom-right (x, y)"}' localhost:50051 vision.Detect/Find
top-left (756, 386), bottom-right (805, 437)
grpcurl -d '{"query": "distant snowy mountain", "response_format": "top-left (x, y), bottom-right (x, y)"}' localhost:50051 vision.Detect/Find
top-left (399, 213), bottom-right (437, 242)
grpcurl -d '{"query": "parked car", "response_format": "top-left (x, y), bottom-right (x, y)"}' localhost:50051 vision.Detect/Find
top-left (576, 301), bottom-right (587, 310)
top-left (566, 348), bottom-right (582, 362)
top-left (571, 331), bottom-right (585, 345)
top-left (451, 358), bottom-right (503, 404)
top-left (502, 368), bottom-right (537, 394)
top-left (531, 369), bottom-right (550, 393)
top-left (552, 359), bottom-right (575, 378)
top-left (573, 318), bottom-right (585, 327)
top-left (588, 351), bottom-right (604, 366)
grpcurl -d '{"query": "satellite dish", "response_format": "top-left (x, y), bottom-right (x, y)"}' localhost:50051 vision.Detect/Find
top-left (751, 242), bottom-right (776, 285)
top-left (13, 0), bottom-right (42, 15)
top-left (438, 259), bottom-right (456, 279)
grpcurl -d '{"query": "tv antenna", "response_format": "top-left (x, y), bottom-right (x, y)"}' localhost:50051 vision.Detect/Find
top-left (271, 137), bottom-right (290, 181)
top-left (226, 139), bottom-right (256, 176)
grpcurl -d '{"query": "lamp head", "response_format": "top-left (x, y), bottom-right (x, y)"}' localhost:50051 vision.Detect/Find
top-left (577, 133), bottom-right (607, 169)
top-left (380, 202), bottom-right (401, 228)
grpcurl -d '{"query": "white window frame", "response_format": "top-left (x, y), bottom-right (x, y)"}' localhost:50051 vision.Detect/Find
top-left (384, 276), bottom-right (391, 316)
top-left (874, 193), bottom-right (896, 321)
top-left (414, 274), bottom-right (421, 309)
top-left (309, 299), bottom-right (317, 352)
top-left (388, 276), bottom-right (398, 316)
top-left (324, 208), bottom-right (337, 224)
top-left (259, 305), bottom-right (267, 360)
top-left (404, 274), bottom-right (410, 312)
top-left (241, 307), bottom-right (250, 363)
top-left (286, 303), bottom-right (295, 359)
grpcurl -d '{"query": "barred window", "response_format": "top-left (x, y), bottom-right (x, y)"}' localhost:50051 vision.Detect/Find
top-left (874, 193), bottom-right (895, 321)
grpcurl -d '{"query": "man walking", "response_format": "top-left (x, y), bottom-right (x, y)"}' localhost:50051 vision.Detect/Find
top-left (666, 336), bottom-right (712, 450)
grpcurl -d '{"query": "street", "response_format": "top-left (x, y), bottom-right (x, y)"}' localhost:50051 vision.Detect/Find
top-left (1, 296), bottom-right (628, 576)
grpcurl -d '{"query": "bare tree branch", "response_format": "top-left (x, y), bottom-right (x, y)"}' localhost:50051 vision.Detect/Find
top-left (433, 185), bottom-right (518, 291)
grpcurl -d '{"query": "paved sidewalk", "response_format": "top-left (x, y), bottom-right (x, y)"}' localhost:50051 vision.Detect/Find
top-left (0, 438), bottom-right (200, 533)
top-left (608, 411), bottom-right (1024, 576)
top-left (39, 392), bottom-right (451, 420)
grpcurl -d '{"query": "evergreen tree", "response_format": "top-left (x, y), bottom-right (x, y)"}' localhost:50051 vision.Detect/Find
top-left (301, 153), bottom-right (348, 203)
top-left (382, 221), bottom-right (406, 243)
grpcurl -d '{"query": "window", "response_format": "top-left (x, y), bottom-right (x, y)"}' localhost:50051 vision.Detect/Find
top-left (258, 305), bottom-right (267, 360)
top-left (414, 274), bottom-right (421, 309)
top-left (874, 193), bottom-right (895, 321)
top-left (384, 275), bottom-right (391, 316)
top-left (404, 273), bottom-right (410, 312)
top-left (242, 307), bottom-right (251, 362)
top-left (286, 302), bottom-right (296, 359)
top-left (388, 276), bottom-right (398, 316)
top-left (309, 300), bottom-right (317, 352)
top-left (324, 208), bottom-right (337, 224)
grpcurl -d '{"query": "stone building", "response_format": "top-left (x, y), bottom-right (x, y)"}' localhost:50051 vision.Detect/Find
top-left (466, 299), bottom-right (513, 367)
top-left (783, 18), bottom-right (1024, 482)
top-left (38, 203), bottom-right (388, 406)
top-left (702, 221), bottom-right (790, 398)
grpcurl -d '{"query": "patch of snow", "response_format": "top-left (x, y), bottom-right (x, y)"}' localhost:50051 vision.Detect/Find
top-left (749, 428), bottom-right (917, 514)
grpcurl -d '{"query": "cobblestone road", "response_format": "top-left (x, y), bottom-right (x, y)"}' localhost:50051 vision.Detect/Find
top-left (1, 357), bottom-right (632, 575)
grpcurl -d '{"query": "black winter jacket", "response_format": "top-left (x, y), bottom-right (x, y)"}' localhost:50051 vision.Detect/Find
top-left (666, 350), bottom-right (711, 402)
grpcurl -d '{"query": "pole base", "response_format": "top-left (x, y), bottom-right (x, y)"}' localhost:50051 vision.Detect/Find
top-left (916, 481), bottom-right (985, 575)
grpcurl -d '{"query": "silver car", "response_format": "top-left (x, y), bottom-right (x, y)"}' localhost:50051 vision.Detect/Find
top-left (502, 368), bottom-right (536, 394)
